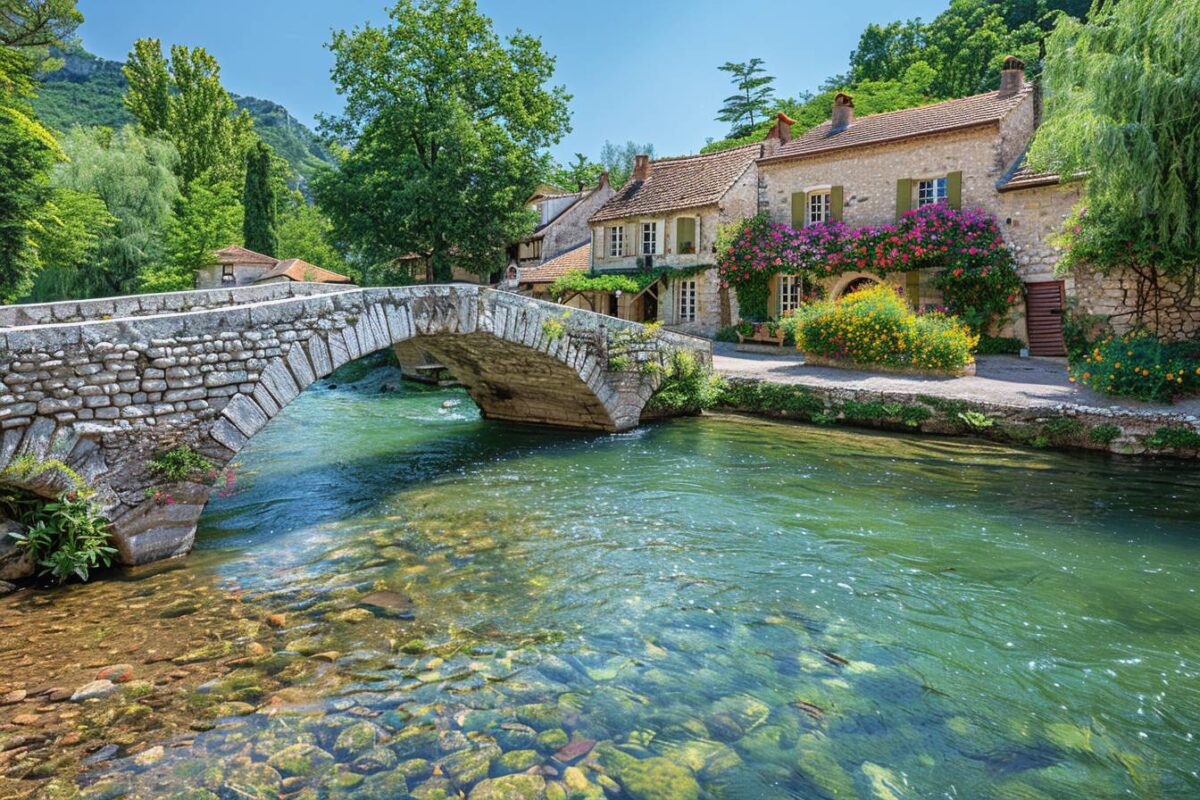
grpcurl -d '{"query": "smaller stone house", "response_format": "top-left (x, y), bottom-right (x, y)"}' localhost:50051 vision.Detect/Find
top-left (199, 245), bottom-right (353, 290)
top-left (756, 58), bottom-right (1081, 354)
top-left (587, 145), bottom-right (761, 336)
top-left (515, 177), bottom-right (615, 268)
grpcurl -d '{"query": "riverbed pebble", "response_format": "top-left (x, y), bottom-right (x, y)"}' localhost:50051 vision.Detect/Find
top-left (70, 680), bottom-right (117, 702)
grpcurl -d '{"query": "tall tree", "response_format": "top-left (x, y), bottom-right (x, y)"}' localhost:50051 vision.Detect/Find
top-left (315, 0), bottom-right (570, 281)
top-left (276, 198), bottom-right (351, 277)
top-left (123, 39), bottom-right (254, 191)
top-left (26, 187), bottom-right (116, 301)
top-left (243, 140), bottom-right (277, 256)
top-left (143, 178), bottom-right (240, 292)
top-left (551, 153), bottom-right (604, 190)
top-left (0, 0), bottom-right (79, 300)
top-left (716, 58), bottom-right (776, 138)
top-left (1028, 0), bottom-right (1200, 279)
top-left (52, 125), bottom-right (180, 296)
top-left (599, 140), bottom-right (655, 188)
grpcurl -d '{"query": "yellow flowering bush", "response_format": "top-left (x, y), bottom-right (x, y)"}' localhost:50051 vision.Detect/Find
top-left (788, 284), bottom-right (977, 373)
top-left (1070, 334), bottom-right (1200, 402)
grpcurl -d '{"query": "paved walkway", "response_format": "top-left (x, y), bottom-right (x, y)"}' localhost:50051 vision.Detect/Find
top-left (711, 342), bottom-right (1200, 420)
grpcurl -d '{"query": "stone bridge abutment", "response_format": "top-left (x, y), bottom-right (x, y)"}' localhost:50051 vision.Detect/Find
top-left (0, 284), bottom-right (709, 566)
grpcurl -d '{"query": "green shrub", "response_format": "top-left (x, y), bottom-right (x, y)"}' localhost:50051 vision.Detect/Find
top-left (607, 354), bottom-right (632, 373)
top-left (1145, 426), bottom-right (1200, 449)
top-left (957, 411), bottom-right (994, 430)
top-left (644, 352), bottom-right (722, 415)
top-left (7, 492), bottom-right (116, 583)
top-left (976, 335), bottom-right (1024, 355)
top-left (715, 380), bottom-right (825, 418)
top-left (792, 284), bottom-right (977, 373)
top-left (1088, 424), bottom-right (1122, 445)
top-left (714, 325), bottom-right (741, 343)
top-left (149, 445), bottom-right (213, 482)
top-left (1070, 334), bottom-right (1200, 403)
top-left (541, 315), bottom-right (567, 342)
top-left (1041, 416), bottom-right (1085, 443)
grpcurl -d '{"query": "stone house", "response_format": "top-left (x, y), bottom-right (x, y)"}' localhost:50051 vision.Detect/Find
top-left (514, 177), bottom-right (615, 268)
top-left (587, 145), bottom-right (761, 336)
top-left (755, 57), bottom-right (1081, 354)
top-left (199, 245), bottom-right (353, 290)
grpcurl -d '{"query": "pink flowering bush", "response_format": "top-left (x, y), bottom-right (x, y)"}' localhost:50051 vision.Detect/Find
top-left (717, 204), bottom-right (1020, 329)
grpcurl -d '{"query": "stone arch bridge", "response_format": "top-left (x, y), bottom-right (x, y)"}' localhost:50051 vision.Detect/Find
top-left (0, 283), bottom-right (709, 565)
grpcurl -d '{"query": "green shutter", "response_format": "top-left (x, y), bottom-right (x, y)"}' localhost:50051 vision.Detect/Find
top-left (905, 271), bottom-right (921, 308)
top-left (791, 193), bottom-right (804, 228)
top-left (830, 185), bottom-right (844, 222)
top-left (946, 171), bottom-right (963, 209)
top-left (895, 179), bottom-right (912, 221)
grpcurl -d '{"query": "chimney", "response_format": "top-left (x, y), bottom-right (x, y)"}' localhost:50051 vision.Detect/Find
top-left (598, 171), bottom-right (609, 188)
top-left (998, 55), bottom-right (1025, 98)
top-left (632, 154), bottom-right (651, 182)
top-left (831, 93), bottom-right (854, 133)
top-left (762, 112), bottom-right (795, 156)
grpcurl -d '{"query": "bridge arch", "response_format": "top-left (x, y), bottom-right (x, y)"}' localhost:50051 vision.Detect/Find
top-left (0, 284), bottom-right (708, 566)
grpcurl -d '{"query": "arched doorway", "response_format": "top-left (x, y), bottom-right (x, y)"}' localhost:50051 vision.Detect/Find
top-left (833, 273), bottom-right (882, 299)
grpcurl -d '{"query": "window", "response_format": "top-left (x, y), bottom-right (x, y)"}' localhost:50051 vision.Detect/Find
top-left (677, 279), bottom-right (697, 323)
top-left (221, 264), bottom-right (235, 285)
top-left (676, 217), bottom-right (697, 254)
top-left (607, 226), bottom-right (624, 258)
top-left (778, 275), bottom-right (803, 313)
top-left (807, 192), bottom-right (831, 226)
top-left (916, 177), bottom-right (947, 208)
top-left (641, 222), bottom-right (658, 255)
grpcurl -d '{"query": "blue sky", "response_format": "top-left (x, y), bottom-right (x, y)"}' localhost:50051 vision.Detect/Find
top-left (76, 0), bottom-right (950, 161)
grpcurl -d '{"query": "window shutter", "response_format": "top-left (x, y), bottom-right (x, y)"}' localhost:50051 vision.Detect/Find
top-left (695, 216), bottom-right (702, 254)
top-left (624, 223), bottom-right (636, 256)
top-left (791, 192), bottom-right (804, 228)
top-left (895, 179), bottom-right (912, 221)
top-left (905, 270), bottom-right (921, 308)
top-left (830, 186), bottom-right (844, 222)
top-left (655, 221), bottom-right (664, 255)
top-left (946, 171), bottom-right (963, 209)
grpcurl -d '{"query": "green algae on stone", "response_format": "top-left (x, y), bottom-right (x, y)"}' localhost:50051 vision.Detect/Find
top-left (438, 743), bottom-right (502, 788)
top-left (535, 728), bottom-right (569, 752)
top-left (492, 748), bottom-right (541, 776)
top-left (468, 774), bottom-right (548, 800)
top-left (333, 721), bottom-right (381, 758)
top-left (266, 742), bottom-right (336, 777)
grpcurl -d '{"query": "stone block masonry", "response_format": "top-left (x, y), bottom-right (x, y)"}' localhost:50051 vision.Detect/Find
top-left (0, 284), bottom-right (709, 566)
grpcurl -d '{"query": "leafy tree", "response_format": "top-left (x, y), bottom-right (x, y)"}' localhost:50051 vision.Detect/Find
top-left (849, 20), bottom-right (927, 84)
top-left (52, 126), bottom-right (179, 296)
top-left (598, 140), bottom-right (655, 188)
top-left (0, 0), bottom-right (79, 300)
top-left (26, 187), bottom-right (115, 300)
top-left (276, 200), bottom-right (352, 278)
top-left (551, 153), bottom-right (604, 190)
top-left (144, 178), bottom-right (241, 292)
top-left (243, 140), bottom-right (277, 256)
top-left (716, 58), bottom-right (776, 138)
top-left (1028, 0), bottom-right (1200, 278)
top-left (315, 0), bottom-right (570, 281)
top-left (123, 39), bottom-right (255, 191)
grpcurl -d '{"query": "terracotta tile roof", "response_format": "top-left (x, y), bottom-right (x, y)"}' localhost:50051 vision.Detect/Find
top-left (997, 161), bottom-right (1061, 192)
top-left (254, 258), bottom-right (353, 284)
top-left (214, 244), bottom-right (278, 266)
top-left (519, 242), bottom-right (590, 284)
top-left (590, 144), bottom-right (761, 223)
top-left (761, 83), bottom-right (1035, 164)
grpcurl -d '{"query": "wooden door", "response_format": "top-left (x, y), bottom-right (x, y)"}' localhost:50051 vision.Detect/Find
top-left (1025, 281), bottom-right (1067, 356)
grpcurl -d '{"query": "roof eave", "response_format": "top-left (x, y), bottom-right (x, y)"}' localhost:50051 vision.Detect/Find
top-left (757, 120), bottom-right (1001, 166)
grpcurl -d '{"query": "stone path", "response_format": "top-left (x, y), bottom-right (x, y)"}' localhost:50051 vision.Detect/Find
top-left (712, 342), bottom-right (1200, 420)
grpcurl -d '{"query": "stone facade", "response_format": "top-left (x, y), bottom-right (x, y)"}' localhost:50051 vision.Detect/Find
top-left (0, 285), bottom-right (709, 566)
top-left (534, 181), bottom-right (615, 266)
top-left (1071, 267), bottom-right (1200, 339)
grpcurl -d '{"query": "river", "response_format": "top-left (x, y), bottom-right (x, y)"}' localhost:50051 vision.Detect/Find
top-left (2, 361), bottom-right (1198, 799)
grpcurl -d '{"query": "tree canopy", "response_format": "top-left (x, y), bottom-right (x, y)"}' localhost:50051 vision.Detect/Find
top-left (1028, 0), bottom-right (1200, 277)
top-left (716, 58), bottom-right (776, 138)
top-left (314, 0), bottom-right (570, 281)
top-left (243, 140), bottom-right (277, 257)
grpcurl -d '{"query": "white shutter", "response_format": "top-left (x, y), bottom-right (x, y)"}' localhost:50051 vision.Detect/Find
top-left (625, 222), bottom-right (636, 257)
top-left (695, 216), bottom-right (703, 256)
top-left (655, 220), bottom-right (665, 255)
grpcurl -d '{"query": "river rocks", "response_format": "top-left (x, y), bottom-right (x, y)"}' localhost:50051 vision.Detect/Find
top-left (158, 598), bottom-right (201, 618)
top-left (1, 688), bottom-right (27, 705)
top-left (266, 742), bottom-right (336, 777)
top-left (551, 737), bottom-right (595, 764)
top-left (596, 746), bottom-right (700, 800)
top-left (469, 774), bottom-right (547, 800)
top-left (438, 743), bottom-right (502, 788)
top-left (492, 748), bottom-right (540, 776)
top-left (333, 721), bottom-right (382, 759)
top-left (329, 608), bottom-right (374, 624)
top-left (265, 613), bottom-right (286, 629)
top-left (535, 728), bottom-right (568, 752)
top-left (132, 745), bottom-right (165, 768)
top-left (495, 722), bottom-right (537, 750)
top-left (0, 520), bottom-right (34, 581)
top-left (173, 641), bottom-right (233, 664)
top-left (225, 761), bottom-right (282, 797)
top-left (357, 590), bottom-right (414, 619)
top-left (354, 746), bottom-right (397, 774)
top-left (285, 636), bottom-right (327, 656)
top-left (0, 580), bottom-right (17, 595)
top-left (71, 680), bottom-right (117, 702)
top-left (95, 664), bottom-right (134, 683)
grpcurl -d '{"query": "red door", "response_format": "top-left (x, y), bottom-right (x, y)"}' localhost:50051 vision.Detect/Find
top-left (1025, 281), bottom-right (1067, 356)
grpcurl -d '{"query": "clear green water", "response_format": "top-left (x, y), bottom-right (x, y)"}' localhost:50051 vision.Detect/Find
top-left (87, 367), bottom-right (1200, 798)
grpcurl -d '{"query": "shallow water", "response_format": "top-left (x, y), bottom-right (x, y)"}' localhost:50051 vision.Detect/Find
top-left (4, 365), bottom-right (1200, 799)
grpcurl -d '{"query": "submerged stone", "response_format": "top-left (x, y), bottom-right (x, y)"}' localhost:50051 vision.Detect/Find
top-left (493, 748), bottom-right (541, 775)
top-left (468, 774), bottom-right (547, 800)
top-left (333, 721), bottom-right (381, 759)
top-left (266, 743), bottom-right (336, 777)
top-left (358, 590), bottom-right (415, 618)
top-left (438, 743), bottom-right (502, 787)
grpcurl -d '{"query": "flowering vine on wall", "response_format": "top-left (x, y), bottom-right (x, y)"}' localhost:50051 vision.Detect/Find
top-left (717, 204), bottom-right (1022, 327)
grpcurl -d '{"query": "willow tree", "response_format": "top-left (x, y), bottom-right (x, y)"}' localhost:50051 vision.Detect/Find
top-left (1028, 0), bottom-right (1200, 290)
top-left (314, 0), bottom-right (570, 282)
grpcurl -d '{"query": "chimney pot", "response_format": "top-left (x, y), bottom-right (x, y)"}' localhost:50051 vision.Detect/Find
top-left (831, 93), bottom-right (854, 133)
top-left (633, 155), bottom-right (651, 182)
top-left (599, 171), bottom-right (609, 188)
top-left (998, 55), bottom-right (1026, 97)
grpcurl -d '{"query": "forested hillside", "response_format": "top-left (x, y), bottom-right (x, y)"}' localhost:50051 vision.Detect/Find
top-left (32, 46), bottom-right (333, 184)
